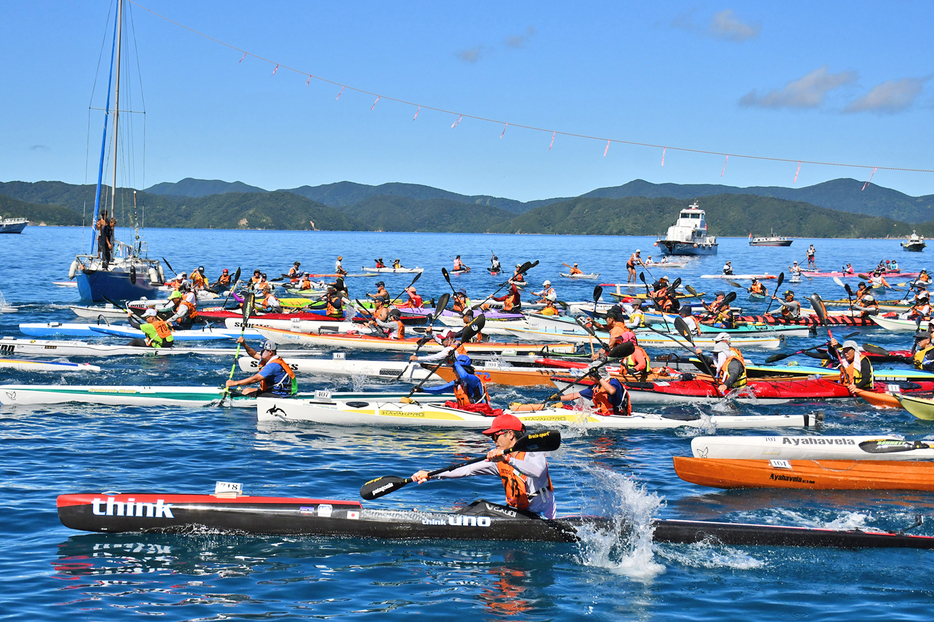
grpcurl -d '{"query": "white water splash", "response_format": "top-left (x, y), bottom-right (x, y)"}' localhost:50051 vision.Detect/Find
top-left (657, 540), bottom-right (764, 570)
top-left (572, 466), bottom-right (666, 581)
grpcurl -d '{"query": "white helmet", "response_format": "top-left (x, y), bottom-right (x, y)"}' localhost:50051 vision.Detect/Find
top-left (543, 280), bottom-right (551, 287)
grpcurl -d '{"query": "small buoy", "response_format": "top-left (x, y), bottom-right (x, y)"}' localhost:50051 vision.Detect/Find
top-left (68, 260), bottom-right (78, 279)
top-left (149, 267), bottom-right (159, 284)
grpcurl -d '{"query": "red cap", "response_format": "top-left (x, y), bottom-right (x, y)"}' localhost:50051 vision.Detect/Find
top-left (482, 414), bottom-right (524, 436)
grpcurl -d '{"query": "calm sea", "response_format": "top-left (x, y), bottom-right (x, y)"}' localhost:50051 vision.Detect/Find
top-left (1, 227), bottom-right (933, 621)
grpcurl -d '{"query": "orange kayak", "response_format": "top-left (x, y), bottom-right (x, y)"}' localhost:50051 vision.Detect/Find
top-left (673, 457), bottom-right (934, 491)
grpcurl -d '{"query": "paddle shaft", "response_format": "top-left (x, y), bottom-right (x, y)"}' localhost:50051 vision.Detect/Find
top-left (393, 293), bottom-right (450, 380)
top-left (405, 315), bottom-right (485, 397)
top-left (762, 272), bottom-right (784, 316)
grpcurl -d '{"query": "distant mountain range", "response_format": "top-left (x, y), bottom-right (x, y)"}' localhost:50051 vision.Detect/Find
top-left (142, 177), bottom-right (934, 223)
top-left (1, 177), bottom-right (931, 238)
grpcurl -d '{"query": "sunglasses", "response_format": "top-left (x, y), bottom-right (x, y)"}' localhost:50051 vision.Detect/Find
top-left (492, 430), bottom-right (512, 440)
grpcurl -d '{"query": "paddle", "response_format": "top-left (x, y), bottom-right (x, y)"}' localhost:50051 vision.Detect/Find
top-left (842, 282), bottom-right (856, 319)
top-left (673, 316), bottom-right (718, 389)
top-left (543, 342), bottom-right (634, 403)
top-left (471, 260), bottom-right (537, 311)
top-left (727, 280), bottom-right (743, 289)
top-left (360, 429), bottom-right (562, 500)
top-left (441, 267), bottom-right (458, 297)
top-left (162, 257), bottom-right (176, 276)
top-left (403, 314), bottom-right (486, 398)
top-left (638, 272), bottom-right (652, 300)
top-left (220, 267), bottom-right (242, 310)
top-left (762, 272), bottom-right (784, 316)
top-left (393, 293), bottom-right (450, 381)
top-left (575, 315), bottom-right (610, 351)
top-left (764, 331), bottom-right (860, 364)
top-left (219, 292), bottom-right (254, 404)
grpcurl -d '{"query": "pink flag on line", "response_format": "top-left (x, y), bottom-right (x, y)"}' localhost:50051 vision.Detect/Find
top-left (239, 52), bottom-right (247, 63)
top-left (336, 86), bottom-right (344, 100)
top-left (721, 155), bottom-right (729, 177)
top-left (501, 123), bottom-right (508, 138)
top-left (793, 161), bottom-right (801, 184)
top-left (272, 64), bottom-right (279, 75)
top-left (862, 167), bottom-right (878, 191)
top-left (661, 147), bottom-right (666, 166)
top-left (549, 131), bottom-right (555, 150)
top-left (413, 106), bottom-right (421, 120)
top-left (603, 140), bottom-right (610, 157)
top-left (371, 96), bottom-right (380, 110)
top-left (452, 114), bottom-right (463, 128)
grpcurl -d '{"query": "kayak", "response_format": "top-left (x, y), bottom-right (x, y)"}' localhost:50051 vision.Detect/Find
top-left (450, 268), bottom-right (471, 275)
top-left (0, 359), bottom-right (101, 373)
top-left (87, 324), bottom-right (264, 341)
top-left (690, 435), bottom-right (934, 461)
top-left (673, 457), bottom-right (934, 491)
top-left (737, 313), bottom-right (877, 327)
top-left (255, 326), bottom-right (578, 354)
top-left (256, 397), bottom-right (818, 429)
top-left (701, 274), bottom-right (777, 280)
top-left (503, 325), bottom-right (783, 350)
top-left (559, 272), bottom-right (600, 279)
top-left (70, 305), bottom-right (129, 320)
top-left (56, 491), bottom-right (934, 549)
top-left (200, 308), bottom-right (341, 322)
top-left (870, 315), bottom-right (927, 332)
top-left (899, 394), bottom-right (934, 420)
top-left (644, 260), bottom-right (689, 268)
top-left (0, 337), bottom-right (322, 358)
top-left (526, 313), bottom-right (812, 339)
top-left (361, 266), bottom-right (424, 274)
top-left (0, 385), bottom-right (453, 407)
top-left (748, 292), bottom-right (766, 301)
top-left (801, 270), bottom-right (920, 278)
top-left (549, 376), bottom-right (931, 405)
top-left (237, 356), bottom-right (435, 382)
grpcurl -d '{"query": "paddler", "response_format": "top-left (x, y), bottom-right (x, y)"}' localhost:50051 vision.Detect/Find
top-left (510, 264), bottom-right (527, 285)
top-left (722, 261), bottom-right (733, 276)
top-left (325, 285), bottom-right (345, 318)
top-left (399, 286), bottom-right (423, 309)
top-left (250, 269), bottom-right (262, 286)
top-left (226, 339), bottom-right (297, 398)
top-left (828, 338), bottom-right (873, 394)
top-left (299, 273), bottom-right (314, 290)
top-left (452, 289), bottom-right (471, 314)
top-left (917, 270), bottom-right (931, 288)
top-left (392, 258), bottom-right (403, 269)
top-left (912, 321), bottom-right (934, 371)
top-left (410, 330), bottom-right (463, 363)
top-left (568, 263), bottom-right (583, 276)
top-left (748, 278), bottom-right (767, 297)
top-left (620, 336), bottom-right (650, 382)
top-left (626, 250), bottom-right (644, 283)
top-left (335, 256), bottom-right (347, 277)
top-left (771, 290), bottom-right (802, 319)
top-left (128, 308), bottom-right (174, 348)
top-left (492, 284), bottom-right (521, 312)
top-left (453, 255), bottom-right (469, 272)
top-left (843, 263), bottom-right (855, 275)
top-left (593, 307), bottom-right (635, 360)
top-left (254, 273), bottom-right (273, 295)
top-left (190, 266), bottom-right (208, 291)
top-left (367, 281), bottom-right (389, 300)
top-left (490, 254), bottom-right (502, 274)
top-left (413, 354), bottom-right (489, 406)
top-left (534, 280), bottom-right (557, 304)
top-left (806, 244), bottom-right (816, 269)
top-left (210, 268), bottom-right (232, 293)
top-left (411, 413), bottom-right (556, 519)
top-left (555, 366), bottom-right (631, 417)
top-left (540, 299), bottom-right (559, 316)
top-left (869, 270), bottom-right (890, 289)
top-left (855, 294), bottom-right (879, 319)
top-left (679, 306), bottom-right (701, 335)
top-left (906, 291), bottom-right (931, 324)
top-left (288, 262), bottom-right (302, 283)
top-left (257, 291), bottom-right (282, 313)
top-left (167, 282), bottom-right (201, 329)
top-left (789, 261), bottom-right (802, 279)
top-left (695, 334), bottom-right (747, 395)
top-left (371, 308), bottom-right (405, 339)
top-left (700, 291), bottom-right (729, 324)
top-left (854, 282), bottom-right (869, 303)
top-left (375, 258), bottom-right (386, 269)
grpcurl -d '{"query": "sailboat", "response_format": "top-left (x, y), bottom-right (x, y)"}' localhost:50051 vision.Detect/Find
top-left (69, 0), bottom-right (164, 301)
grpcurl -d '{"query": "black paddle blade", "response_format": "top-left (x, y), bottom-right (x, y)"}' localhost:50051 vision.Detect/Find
top-left (232, 267), bottom-right (242, 283)
top-left (809, 293), bottom-right (828, 325)
top-left (360, 475), bottom-right (409, 500)
top-left (775, 272), bottom-right (785, 287)
top-left (515, 430), bottom-right (561, 453)
top-left (441, 267), bottom-right (451, 283)
top-left (162, 257), bottom-right (175, 275)
top-left (671, 277), bottom-right (682, 289)
top-left (593, 285), bottom-right (603, 302)
top-left (844, 283), bottom-right (854, 297)
top-left (607, 341), bottom-right (636, 359)
top-left (674, 316), bottom-right (694, 344)
top-left (410, 272), bottom-right (422, 285)
top-left (861, 344), bottom-right (890, 356)
top-left (243, 293), bottom-right (255, 323)
top-left (434, 293), bottom-right (450, 318)
top-left (764, 353), bottom-right (786, 364)
top-left (723, 291), bottom-right (737, 304)
top-left (639, 272), bottom-right (647, 283)
top-left (858, 439), bottom-right (930, 454)
top-left (685, 284), bottom-right (698, 296)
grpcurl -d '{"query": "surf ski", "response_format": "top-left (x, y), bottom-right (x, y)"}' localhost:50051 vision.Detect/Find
top-left (691, 435), bottom-right (934, 461)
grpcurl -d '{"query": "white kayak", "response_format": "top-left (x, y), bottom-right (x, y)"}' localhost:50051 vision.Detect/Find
top-left (691, 435), bottom-right (934, 461)
top-left (361, 266), bottom-right (424, 274)
top-left (237, 355), bottom-right (435, 382)
top-left (256, 397), bottom-right (817, 429)
top-left (0, 384), bottom-right (454, 407)
top-left (0, 359), bottom-right (101, 373)
top-left (559, 272), bottom-right (600, 280)
top-left (224, 317), bottom-right (359, 333)
top-left (644, 260), bottom-right (688, 268)
top-left (701, 274), bottom-right (776, 280)
top-left (87, 325), bottom-right (265, 341)
top-left (70, 305), bottom-right (128, 320)
top-left (0, 337), bottom-right (319, 358)
top-left (870, 315), bottom-right (925, 332)
top-left (502, 325), bottom-right (783, 350)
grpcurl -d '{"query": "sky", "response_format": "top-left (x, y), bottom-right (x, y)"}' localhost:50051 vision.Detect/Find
top-left (2, 1), bottom-right (933, 202)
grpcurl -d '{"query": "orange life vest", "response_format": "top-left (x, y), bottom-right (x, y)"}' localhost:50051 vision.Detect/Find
top-left (750, 282), bottom-right (765, 294)
top-left (152, 319), bottom-right (172, 340)
top-left (719, 348), bottom-right (747, 388)
top-left (260, 356), bottom-right (297, 395)
top-left (495, 453), bottom-right (553, 511)
top-left (180, 295), bottom-right (198, 320)
top-left (590, 383), bottom-right (631, 416)
top-left (326, 294), bottom-right (343, 318)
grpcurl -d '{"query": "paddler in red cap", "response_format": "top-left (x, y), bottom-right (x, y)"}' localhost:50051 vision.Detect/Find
top-left (411, 414), bottom-right (556, 518)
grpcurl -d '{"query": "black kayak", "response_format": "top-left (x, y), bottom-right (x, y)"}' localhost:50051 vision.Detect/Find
top-left (57, 492), bottom-right (934, 549)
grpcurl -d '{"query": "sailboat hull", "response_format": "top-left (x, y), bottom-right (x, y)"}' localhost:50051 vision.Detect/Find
top-left (76, 269), bottom-right (159, 302)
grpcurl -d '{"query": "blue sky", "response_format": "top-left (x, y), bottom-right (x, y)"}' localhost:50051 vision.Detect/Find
top-left (2, 1), bottom-right (932, 202)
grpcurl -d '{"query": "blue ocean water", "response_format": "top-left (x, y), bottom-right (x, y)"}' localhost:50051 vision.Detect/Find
top-left (2, 226), bottom-right (934, 621)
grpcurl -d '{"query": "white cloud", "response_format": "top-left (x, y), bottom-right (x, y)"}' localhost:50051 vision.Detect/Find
top-left (845, 77), bottom-right (928, 113)
top-left (505, 26), bottom-right (535, 49)
top-left (708, 9), bottom-right (761, 42)
top-left (739, 66), bottom-right (858, 109)
top-left (457, 46), bottom-right (486, 63)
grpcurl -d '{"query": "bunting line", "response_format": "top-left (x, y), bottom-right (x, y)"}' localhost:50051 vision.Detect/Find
top-left (128, 0), bottom-right (934, 178)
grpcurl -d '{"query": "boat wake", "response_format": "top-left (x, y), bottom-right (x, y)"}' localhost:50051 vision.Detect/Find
top-left (656, 539), bottom-right (764, 570)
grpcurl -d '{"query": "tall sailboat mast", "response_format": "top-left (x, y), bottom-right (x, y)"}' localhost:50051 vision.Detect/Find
top-left (109, 0), bottom-right (123, 225)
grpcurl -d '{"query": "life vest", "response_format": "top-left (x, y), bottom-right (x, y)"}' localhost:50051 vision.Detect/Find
top-left (454, 343), bottom-right (468, 356)
top-left (376, 260), bottom-right (385, 268)
top-left (180, 294), bottom-right (198, 320)
top-left (780, 302), bottom-right (800, 319)
top-left (146, 319), bottom-right (173, 347)
top-left (590, 383), bottom-right (631, 416)
top-left (750, 282), bottom-right (765, 295)
top-left (326, 294), bottom-right (343, 318)
top-left (629, 310), bottom-right (645, 328)
top-left (841, 353), bottom-right (873, 389)
top-left (217, 274), bottom-right (231, 286)
top-left (300, 277), bottom-right (312, 290)
top-left (390, 319), bottom-right (405, 340)
top-left (261, 294), bottom-right (280, 310)
top-left (540, 306), bottom-right (558, 316)
top-left (407, 294), bottom-right (423, 308)
top-left (909, 303), bottom-right (931, 319)
top-left (261, 356), bottom-right (298, 396)
top-left (453, 376), bottom-right (489, 407)
top-left (914, 345), bottom-right (934, 371)
top-left (624, 346), bottom-right (650, 380)
top-left (454, 259), bottom-right (464, 270)
top-left (251, 275), bottom-right (262, 284)
top-left (289, 267), bottom-right (300, 283)
top-left (191, 272), bottom-right (206, 288)
top-left (496, 453), bottom-right (553, 511)
top-left (453, 299), bottom-right (467, 313)
top-left (718, 347), bottom-right (747, 388)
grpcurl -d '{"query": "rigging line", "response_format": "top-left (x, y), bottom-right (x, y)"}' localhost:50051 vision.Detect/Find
top-left (129, 0), bottom-right (934, 176)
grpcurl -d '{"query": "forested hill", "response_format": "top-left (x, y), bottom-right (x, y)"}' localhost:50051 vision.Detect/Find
top-left (0, 179), bottom-right (930, 238)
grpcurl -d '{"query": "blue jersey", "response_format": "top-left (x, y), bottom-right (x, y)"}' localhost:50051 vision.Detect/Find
top-left (423, 359), bottom-right (484, 401)
top-left (258, 361), bottom-right (292, 396)
top-left (579, 378), bottom-right (625, 410)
